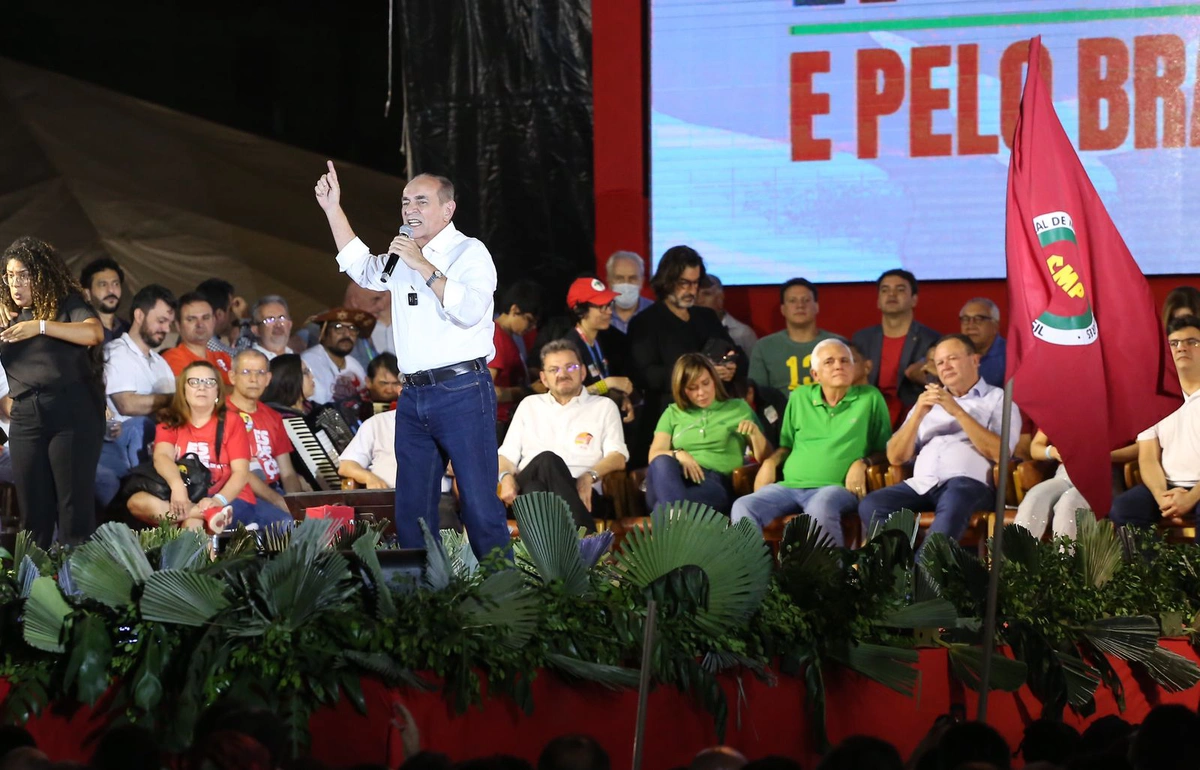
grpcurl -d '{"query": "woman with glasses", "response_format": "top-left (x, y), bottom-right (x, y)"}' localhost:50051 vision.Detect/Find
top-left (0, 237), bottom-right (106, 546)
top-left (128, 360), bottom-right (286, 531)
top-left (645, 353), bottom-right (771, 515)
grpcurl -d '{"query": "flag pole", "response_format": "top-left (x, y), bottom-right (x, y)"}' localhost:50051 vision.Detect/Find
top-left (631, 598), bottom-right (658, 770)
top-left (977, 378), bottom-right (1014, 721)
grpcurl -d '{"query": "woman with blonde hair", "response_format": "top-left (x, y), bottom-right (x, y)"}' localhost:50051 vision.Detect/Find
top-left (644, 353), bottom-right (771, 514)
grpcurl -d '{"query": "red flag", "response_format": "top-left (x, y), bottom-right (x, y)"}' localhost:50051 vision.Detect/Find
top-left (1005, 36), bottom-right (1182, 518)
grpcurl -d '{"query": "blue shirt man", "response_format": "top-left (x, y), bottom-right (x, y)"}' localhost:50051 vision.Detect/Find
top-left (959, 298), bottom-right (1006, 387)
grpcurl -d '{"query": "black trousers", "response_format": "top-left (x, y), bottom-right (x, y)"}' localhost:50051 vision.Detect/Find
top-left (517, 451), bottom-right (596, 532)
top-left (9, 383), bottom-right (105, 547)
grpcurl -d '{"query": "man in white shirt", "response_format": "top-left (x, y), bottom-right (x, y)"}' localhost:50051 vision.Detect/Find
top-left (858, 334), bottom-right (1021, 542)
top-left (250, 295), bottom-right (295, 361)
top-left (1110, 315), bottom-right (1200, 538)
top-left (102, 284), bottom-right (178, 477)
top-left (315, 162), bottom-right (511, 560)
top-left (300, 307), bottom-right (371, 405)
top-left (498, 340), bottom-right (628, 530)
top-left (697, 274), bottom-right (757, 355)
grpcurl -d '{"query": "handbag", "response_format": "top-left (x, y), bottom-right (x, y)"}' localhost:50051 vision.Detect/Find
top-left (118, 415), bottom-right (225, 504)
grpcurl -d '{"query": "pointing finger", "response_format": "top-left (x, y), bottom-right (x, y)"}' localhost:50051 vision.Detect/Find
top-left (326, 160), bottom-right (338, 181)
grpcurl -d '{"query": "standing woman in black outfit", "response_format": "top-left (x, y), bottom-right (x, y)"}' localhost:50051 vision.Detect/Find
top-left (0, 237), bottom-right (106, 546)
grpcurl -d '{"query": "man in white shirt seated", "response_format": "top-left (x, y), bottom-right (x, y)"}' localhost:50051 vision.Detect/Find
top-left (300, 307), bottom-right (372, 405)
top-left (497, 340), bottom-right (628, 531)
top-left (338, 408), bottom-right (460, 529)
top-left (101, 284), bottom-right (178, 478)
top-left (1110, 315), bottom-right (1200, 539)
top-left (250, 295), bottom-right (295, 361)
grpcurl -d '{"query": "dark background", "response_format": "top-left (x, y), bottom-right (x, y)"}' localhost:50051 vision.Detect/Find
top-left (0, 0), bottom-right (596, 310)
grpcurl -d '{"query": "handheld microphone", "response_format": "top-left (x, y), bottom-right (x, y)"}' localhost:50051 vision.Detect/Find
top-left (380, 224), bottom-right (416, 283)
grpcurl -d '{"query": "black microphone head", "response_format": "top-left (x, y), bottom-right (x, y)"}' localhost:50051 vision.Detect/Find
top-left (398, 224), bottom-right (415, 238)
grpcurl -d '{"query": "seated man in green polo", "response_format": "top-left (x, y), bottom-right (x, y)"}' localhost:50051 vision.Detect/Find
top-left (731, 338), bottom-right (892, 546)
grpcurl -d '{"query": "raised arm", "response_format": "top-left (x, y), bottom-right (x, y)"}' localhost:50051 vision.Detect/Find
top-left (315, 161), bottom-right (357, 252)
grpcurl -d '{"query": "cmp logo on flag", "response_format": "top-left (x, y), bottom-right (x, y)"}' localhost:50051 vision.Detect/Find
top-left (1031, 211), bottom-right (1099, 347)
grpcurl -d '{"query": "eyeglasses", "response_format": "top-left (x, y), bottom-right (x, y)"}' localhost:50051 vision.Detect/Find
top-left (545, 364), bottom-right (582, 376)
top-left (301, 368), bottom-right (314, 377)
top-left (960, 314), bottom-right (995, 325)
top-left (1168, 338), bottom-right (1200, 349)
top-left (236, 369), bottom-right (270, 378)
top-left (709, 354), bottom-right (738, 366)
top-left (676, 278), bottom-right (700, 290)
top-left (257, 315), bottom-right (290, 325)
top-left (331, 322), bottom-right (359, 335)
top-left (186, 377), bottom-right (219, 389)
top-left (2, 272), bottom-right (30, 287)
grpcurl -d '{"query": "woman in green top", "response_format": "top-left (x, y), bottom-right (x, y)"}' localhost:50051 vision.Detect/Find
top-left (646, 353), bottom-right (771, 514)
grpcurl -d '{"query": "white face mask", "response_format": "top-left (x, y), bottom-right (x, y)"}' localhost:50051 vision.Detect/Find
top-left (612, 283), bottom-right (641, 309)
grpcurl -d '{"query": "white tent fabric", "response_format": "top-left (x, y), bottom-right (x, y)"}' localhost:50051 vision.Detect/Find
top-left (0, 56), bottom-right (408, 322)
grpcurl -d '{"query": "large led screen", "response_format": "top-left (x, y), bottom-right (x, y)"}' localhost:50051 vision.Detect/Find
top-left (650, 0), bottom-right (1200, 283)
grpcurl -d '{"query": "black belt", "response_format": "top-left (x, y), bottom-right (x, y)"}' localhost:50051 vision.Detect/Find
top-left (402, 357), bottom-right (488, 387)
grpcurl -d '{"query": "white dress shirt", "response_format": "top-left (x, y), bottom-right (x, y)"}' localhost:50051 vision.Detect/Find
top-left (252, 343), bottom-right (294, 362)
top-left (341, 410), bottom-right (398, 485)
top-left (104, 333), bottom-right (177, 422)
top-left (336, 222), bottom-right (497, 373)
top-left (1137, 387), bottom-right (1200, 488)
top-left (905, 378), bottom-right (1022, 494)
top-left (499, 391), bottom-right (629, 477)
top-left (340, 409), bottom-right (452, 493)
top-left (301, 345), bottom-right (367, 405)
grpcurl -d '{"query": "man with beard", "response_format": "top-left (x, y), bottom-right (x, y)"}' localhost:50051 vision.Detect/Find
top-left (102, 284), bottom-right (178, 478)
top-left (498, 341), bottom-right (628, 531)
top-left (227, 349), bottom-right (302, 512)
top-left (250, 295), bottom-right (294, 361)
top-left (81, 257), bottom-right (130, 344)
top-left (627, 245), bottom-right (732, 464)
top-left (300, 307), bottom-right (371, 405)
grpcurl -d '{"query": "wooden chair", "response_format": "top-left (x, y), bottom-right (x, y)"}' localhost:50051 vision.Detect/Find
top-left (878, 465), bottom-right (1001, 556)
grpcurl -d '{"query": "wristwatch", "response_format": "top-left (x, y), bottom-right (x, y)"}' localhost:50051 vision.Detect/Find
top-left (426, 269), bottom-right (446, 287)
top-left (586, 470), bottom-right (600, 483)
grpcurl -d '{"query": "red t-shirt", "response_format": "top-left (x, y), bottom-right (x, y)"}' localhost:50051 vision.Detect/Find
top-left (155, 413), bottom-right (255, 503)
top-left (878, 334), bottom-right (906, 427)
top-left (230, 403), bottom-right (294, 486)
top-left (162, 345), bottom-right (233, 385)
top-left (490, 325), bottom-right (526, 422)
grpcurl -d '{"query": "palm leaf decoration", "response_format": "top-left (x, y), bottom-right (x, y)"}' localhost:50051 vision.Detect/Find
top-left (1076, 511), bottom-right (1122, 589)
top-left (1138, 646), bottom-right (1200, 692)
top-left (249, 547), bottom-right (355, 634)
top-left (613, 501), bottom-right (771, 638)
top-left (339, 650), bottom-right (431, 691)
top-left (140, 571), bottom-right (230, 626)
top-left (921, 534), bottom-right (990, 609)
top-left (777, 514), bottom-right (840, 589)
top-left (867, 508), bottom-right (919, 549)
top-left (1053, 650), bottom-right (1102, 708)
top-left (579, 532), bottom-right (613, 569)
top-left (512, 492), bottom-right (591, 594)
top-left (1077, 616), bottom-right (1159, 662)
top-left (420, 519), bottom-right (452, 591)
top-left (13, 531), bottom-right (51, 576)
top-left (441, 528), bottom-right (478, 579)
top-left (546, 653), bottom-right (639, 689)
top-left (460, 569), bottom-right (538, 649)
top-left (23, 576), bottom-right (71, 652)
top-left (946, 643), bottom-right (1028, 692)
top-left (830, 642), bottom-right (919, 696)
top-left (158, 530), bottom-right (209, 571)
top-left (999, 523), bottom-right (1040, 572)
top-left (70, 524), bottom-right (154, 608)
top-left (17, 555), bottom-right (39, 599)
top-left (350, 532), bottom-right (397, 619)
top-left (878, 599), bottom-right (958, 630)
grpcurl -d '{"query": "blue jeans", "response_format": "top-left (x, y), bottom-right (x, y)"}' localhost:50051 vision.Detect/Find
top-left (231, 497), bottom-right (293, 529)
top-left (645, 455), bottom-right (734, 515)
top-left (858, 477), bottom-right (993, 542)
top-left (731, 484), bottom-right (858, 547)
top-left (97, 416), bottom-right (154, 506)
top-left (1110, 484), bottom-right (1199, 540)
top-left (394, 369), bottom-right (510, 562)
